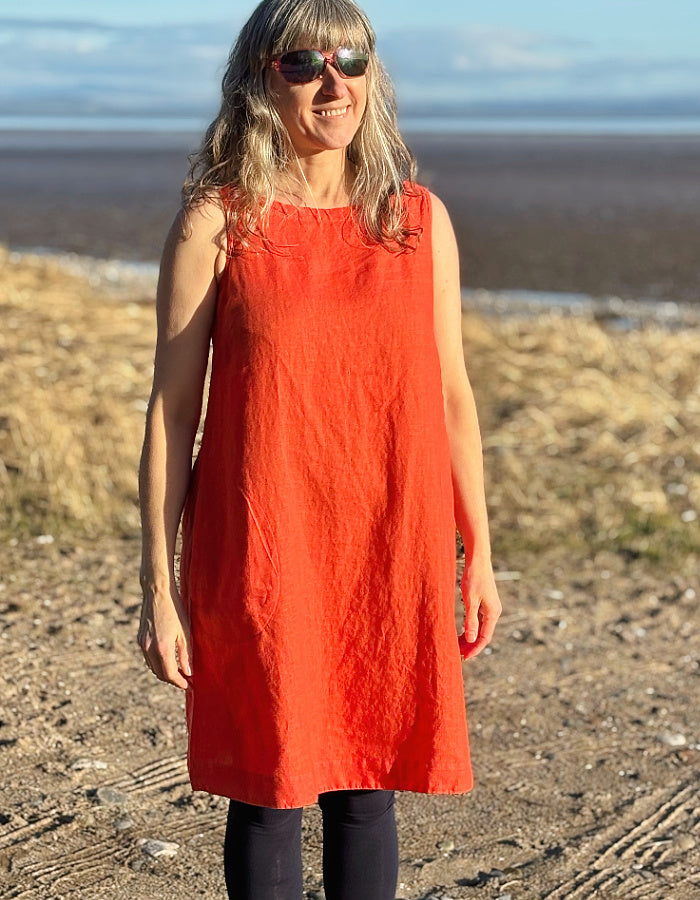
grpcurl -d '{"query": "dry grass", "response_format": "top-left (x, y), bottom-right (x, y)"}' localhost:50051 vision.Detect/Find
top-left (1, 243), bottom-right (698, 571)
top-left (0, 245), bottom-right (158, 538)
top-left (462, 311), bottom-right (700, 568)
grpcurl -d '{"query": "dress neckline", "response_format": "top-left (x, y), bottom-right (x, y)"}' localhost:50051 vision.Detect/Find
top-left (271, 198), bottom-right (353, 213)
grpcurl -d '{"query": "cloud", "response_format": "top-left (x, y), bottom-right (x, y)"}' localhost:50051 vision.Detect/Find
top-left (376, 26), bottom-right (700, 103)
top-left (1, 17), bottom-right (699, 117)
top-left (0, 18), bottom-right (231, 116)
top-left (377, 26), bottom-right (584, 85)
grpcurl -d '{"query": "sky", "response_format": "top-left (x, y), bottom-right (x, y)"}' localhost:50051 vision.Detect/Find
top-left (2, 1), bottom-right (699, 119)
top-left (9, 0), bottom-right (700, 53)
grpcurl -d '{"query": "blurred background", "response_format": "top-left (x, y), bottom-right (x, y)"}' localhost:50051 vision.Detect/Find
top-left (1, 0), bottom-right (699, 543)
top-left (3, 0), bottom-right (700, 128)
top-left (2, 0), bottom-right (700, 303)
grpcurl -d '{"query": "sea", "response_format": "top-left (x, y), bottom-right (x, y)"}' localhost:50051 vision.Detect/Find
top-left (1, 113), bottom-right (700, 138)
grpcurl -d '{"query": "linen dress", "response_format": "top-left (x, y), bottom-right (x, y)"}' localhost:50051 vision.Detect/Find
top-left (179, 180), bottom-right (473, 809)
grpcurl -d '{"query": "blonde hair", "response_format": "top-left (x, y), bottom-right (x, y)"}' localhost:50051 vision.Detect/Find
top-left (182, 0), bottom-right (421, 253)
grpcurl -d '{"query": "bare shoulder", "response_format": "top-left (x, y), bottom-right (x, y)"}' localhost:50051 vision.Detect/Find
top-left (427, 190), bottom-right (459, 272)
top-left (165, 191), bottom-right (228, 282)
top-left (155, 192), bottom-right (228, 344)
top-left (428, 189), bottom-right (467, 402)
top-left (183, 191), bottom-right (227, 232)
top-left (427, 190), bottom-right (456, 241)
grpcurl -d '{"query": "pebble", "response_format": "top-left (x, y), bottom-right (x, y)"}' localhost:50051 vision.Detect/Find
top-left (659, 731), bottom-right (687, 747)
top-left (139, 838), bottom-right (180, 859)
top-left (673, 834), bottom-right (696, 852)
top-left (71, 758), bottom-right (108, 770)
top-left (114, 815), bottom-right (135, 831)
top-left (436, 839), bottom-right (455, 852)
top-left (96, 786), bottom-right (128, 806)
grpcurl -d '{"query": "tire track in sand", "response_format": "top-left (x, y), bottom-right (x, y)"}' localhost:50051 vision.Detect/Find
top-left (546, 780), bottom-right (697, 899)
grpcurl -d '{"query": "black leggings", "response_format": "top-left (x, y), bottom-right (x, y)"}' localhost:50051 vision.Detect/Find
top-left (224, 788), bottom-right (399, 900)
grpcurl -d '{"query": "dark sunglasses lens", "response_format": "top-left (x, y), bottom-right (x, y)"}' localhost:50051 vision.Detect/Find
top-left (336, 48), bottom-right (369, 77)
top-left (278, 49), bottom-right (324, 83)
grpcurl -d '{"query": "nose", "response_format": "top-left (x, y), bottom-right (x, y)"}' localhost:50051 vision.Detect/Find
top-left (319, 61), bottom-right (348, 97)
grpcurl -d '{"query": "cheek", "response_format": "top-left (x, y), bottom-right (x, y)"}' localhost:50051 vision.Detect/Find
top-left (266, 75), bottom-right (304, 127)
top-left (355, 81), bottom-right (368, 116)
top-left (274, 98), bottom-right (303, 132)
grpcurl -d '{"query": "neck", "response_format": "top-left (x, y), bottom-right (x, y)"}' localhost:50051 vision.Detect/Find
top-left (275, 148), bottom-right (355, 208)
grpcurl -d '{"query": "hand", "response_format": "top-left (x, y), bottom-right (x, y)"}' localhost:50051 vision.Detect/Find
top-left (458, 558), bottom-right (502, 661)
top-left (137, 583), bottom-right (192, 690)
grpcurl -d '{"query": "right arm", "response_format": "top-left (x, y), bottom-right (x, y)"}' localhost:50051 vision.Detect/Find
top-left (137, 196), bottom-right (226, 689)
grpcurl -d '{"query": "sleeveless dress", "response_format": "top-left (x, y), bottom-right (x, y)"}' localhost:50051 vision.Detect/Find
top-left (179, 180), bottom-right (473, 809)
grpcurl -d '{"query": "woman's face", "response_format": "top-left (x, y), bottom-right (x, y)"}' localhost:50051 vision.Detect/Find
top-left (266, 46), bottom-right (367, 157)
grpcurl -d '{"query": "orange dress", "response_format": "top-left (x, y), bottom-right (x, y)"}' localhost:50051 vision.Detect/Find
top-left (179, 180), bottom-right (473, 809)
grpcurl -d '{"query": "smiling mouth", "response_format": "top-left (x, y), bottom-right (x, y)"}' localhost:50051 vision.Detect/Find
top-left (313, 106), bottom-right (350, 118)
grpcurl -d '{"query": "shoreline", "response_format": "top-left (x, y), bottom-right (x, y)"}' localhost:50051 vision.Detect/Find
top-left (6, 243), bottom-right (699, 331)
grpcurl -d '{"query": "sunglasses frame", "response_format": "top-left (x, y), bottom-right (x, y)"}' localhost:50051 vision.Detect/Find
top-left (267, 46), bottom-right (369, 84)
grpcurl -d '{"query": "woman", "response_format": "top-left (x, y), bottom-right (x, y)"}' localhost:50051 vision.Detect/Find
top-left (137, 0), bottom-right (502, 897)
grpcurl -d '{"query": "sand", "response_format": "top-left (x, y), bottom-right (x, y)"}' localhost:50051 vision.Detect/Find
top-left (1, 534), bottom-right (697, 899)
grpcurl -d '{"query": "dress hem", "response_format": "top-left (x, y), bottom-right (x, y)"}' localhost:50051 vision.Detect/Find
top-left (188, 767), bottom-right (474, 809)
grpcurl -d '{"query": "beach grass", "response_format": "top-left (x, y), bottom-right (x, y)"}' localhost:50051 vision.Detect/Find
top-left (1, 243), bottom-right (698, 573)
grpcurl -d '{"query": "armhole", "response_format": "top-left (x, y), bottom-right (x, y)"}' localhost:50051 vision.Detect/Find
top-left (422, 184), bottom-right (433, 244)
top-left (218, 185), bottom-right (233, 263)
top-left (423, 186), bottom-right (435, 306)
top-left (414, 182), bottom-right (432, 262)
top-left (398, 179), bottom-right (429, 255)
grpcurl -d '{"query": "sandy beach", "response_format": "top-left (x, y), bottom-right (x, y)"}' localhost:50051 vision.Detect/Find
top-left (1, 131), bottom-right (699, 898)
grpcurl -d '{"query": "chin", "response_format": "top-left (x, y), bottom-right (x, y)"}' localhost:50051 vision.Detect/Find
top-left (311, 127), bottom-right (360, 152)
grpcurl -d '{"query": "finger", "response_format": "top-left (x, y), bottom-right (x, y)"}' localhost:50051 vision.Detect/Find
top-left (464, 600), bottom-right (481, 643)
top-left (144, 646), bottom-right (165, 681)
top-left (460, 623), bottom-right (493, 658)
top-left (459, 613), bottom-right (499, 661)
top-left (146, 641), bottom-right (185, 689)
top-left (155, 638), bottom-right (189, 689)
top-left (458, 631), bottom-right (473, 660)
top-left (460, 636), bottom-right (488, 659)
top-left (138, 636), bottom-right (157, 673)
top-left (152, 651), bottom-right (189, 690)
top-left (162, 656), bottom-right (190, 691)
top-left (176, 632), bottom-right (192, 678)
top-left (478, 611), bottom-right (499, 646)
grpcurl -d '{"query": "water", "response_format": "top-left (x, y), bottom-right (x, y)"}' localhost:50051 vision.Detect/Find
top-left (2, 114), bottom-right (700, 137)
top-left (401, 116), bottom-right (700, 136)
top-left (0, 115), bottom-right (209, 133)
top-left (461, 288), bottom-right (700, 331)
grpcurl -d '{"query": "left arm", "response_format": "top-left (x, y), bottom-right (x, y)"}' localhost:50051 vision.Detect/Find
top-left (430, 190), bottom-right (502, 659)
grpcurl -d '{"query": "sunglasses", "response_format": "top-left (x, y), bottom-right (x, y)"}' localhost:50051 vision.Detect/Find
top-left (267, 47), bottom-right (369, 84)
